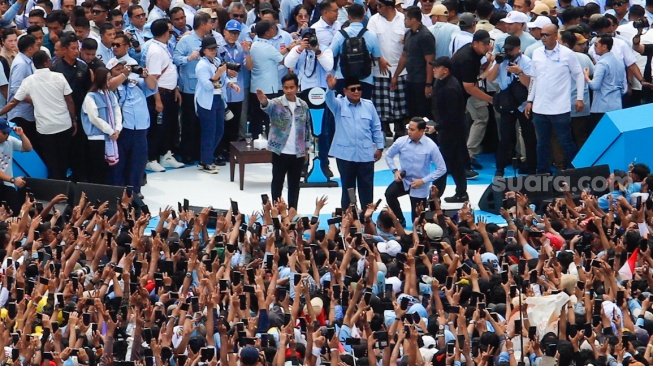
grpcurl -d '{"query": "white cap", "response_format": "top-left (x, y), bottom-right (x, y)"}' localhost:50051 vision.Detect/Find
top-left (422, 335), bottom-right (437, 349)
top-left (527, 15), bottom-right (552, 28)
top-left (424, 223), bottom-right (443, 240)
top-left (105, 58), bottom-right (127, 70)
top-left (378, 240), bottom-right (402, 257)
top-left (503, 10), bottom-right (529, 23)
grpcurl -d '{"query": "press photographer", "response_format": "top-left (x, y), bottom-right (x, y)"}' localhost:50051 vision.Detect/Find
top-left (284, 28), bottom-right (334, 93)
top-left (486, 35), bottom-right (537, 177)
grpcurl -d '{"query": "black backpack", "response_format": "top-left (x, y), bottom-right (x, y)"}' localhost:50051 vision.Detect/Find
top-left (339, 28), bottom-right (372, 79)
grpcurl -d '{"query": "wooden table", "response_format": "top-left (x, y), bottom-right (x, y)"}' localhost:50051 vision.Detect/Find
top-left (230, 141), bottom-right (272, 190)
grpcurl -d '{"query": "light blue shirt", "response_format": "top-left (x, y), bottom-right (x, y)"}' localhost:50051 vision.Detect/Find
top-left (329, 22), bottom-right (382, 84)
top-left (125, 25), bottom-right (152, 62)
top-left (219, 42), bottom-right (247, 102)
top-left (497, 53), bottom-right (533, 112)
top-left (384, 134), bottom-right (447, 198)
top-left (524, 39), bottom-right (543, 58)
top-left (195, 56), bottom-right (227, 110)
top-left (587, 51), bottom-right (627, 113)
top-left (255, 25), bottom-right (293, 84)
top-left (493, 0), bottom-right (512, 12)
top-left (96, 42), bottom-right (113, 63)
top-left (173, 31), bottom-right (203, 94)
top-left (249, 39), bottom-right (284, 93)
top-left (8, 52), bottom-right (34, 122)
top-left (571, 52), bottom-right (593, 117)
top-left (281, 0), bottom-right (302, 28)
top-left (326, 89), bottom-right (384, 162)
top-left (115, 73), bottom-right (156, 130)
top-left (429, 22), bottom-right (460, 58)
top-left (147, 6), bottom-right (168, 25)
top-left (494, 32), bottom-right (537, 54)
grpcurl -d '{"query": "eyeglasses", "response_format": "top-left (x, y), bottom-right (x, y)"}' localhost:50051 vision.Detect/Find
top-left (113, 20), bottom-right (124, 25)
top-left (232, 13), bottom-right (246, 18)
top-left (132, 13), bottom-right (146, 18)
top-left (92, 9), bottom-right (106, 14)
top-left (422, 0), bottom-right (435, 3)
top-left (297, 13), bottom-right (309, 18)
top-left (540, 32), bottom-right (552, 38)
top-left (111, 43), bottom-right (125, 47)
top-left (347, 86), bottom-right (362, 92)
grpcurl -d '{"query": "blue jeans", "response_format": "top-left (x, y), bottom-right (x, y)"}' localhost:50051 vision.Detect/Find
top-left (196, 95), bottom-right (225, 165)
top-left (336, 158), bottom-right (374, 209)
top-left (108, 128), bottom-right (148, 193)
top-left (532, 112), bottom-right (577, 173)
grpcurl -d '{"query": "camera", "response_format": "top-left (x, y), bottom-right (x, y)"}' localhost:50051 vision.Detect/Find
top-left (303, 29), bottom-right (318, 48)
top-left (634, 18), bottom-right (649, 29)
top-left (130, 37), bottom-right (140, 49)
top-left (130, 65), bottom-right (145, 76)
top-left (495, 52), bottom-right (509, 63)
top-left (74, 266), bottom-right (92, 277)
top-left (223, 61), bottom-right (241, 72)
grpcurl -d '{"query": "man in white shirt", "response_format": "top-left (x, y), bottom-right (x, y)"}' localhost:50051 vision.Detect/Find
top-left (525, 24), bottom-right (584, 174)
top-left (0, 50), bottom-right (76, 180)
top-left (182, 0), bottom-right (201, 28)
top-left (311, 0), bottom-right (341, 49)
top-left (145, 18), bottom-right (183, 172)
top-left (367, 0), bottom-right (407, 138)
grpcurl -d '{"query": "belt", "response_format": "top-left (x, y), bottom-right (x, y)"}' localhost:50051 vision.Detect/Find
top-left (159, 87), bottom-right (176, 93)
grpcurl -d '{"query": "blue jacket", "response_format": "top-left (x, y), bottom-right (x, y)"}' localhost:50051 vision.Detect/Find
top-left (81, 91), bottom-right (121, 137)
top-left (195, 56), bottom-right (227, 110)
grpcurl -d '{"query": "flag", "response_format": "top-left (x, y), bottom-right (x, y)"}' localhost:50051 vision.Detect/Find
top-left (618, 248), bottom-right (639, 280)
top-left (525, 292), bottom-right (570, 340)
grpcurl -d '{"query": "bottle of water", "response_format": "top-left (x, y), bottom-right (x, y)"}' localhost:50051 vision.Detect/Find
top-left (261, 125), bottom-right (267, 140)
top-left (156, 112), bottom-right (163, 125)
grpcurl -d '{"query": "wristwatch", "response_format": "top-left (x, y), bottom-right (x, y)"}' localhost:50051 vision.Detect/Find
top-left (9, 178), bottom-right (14, 184)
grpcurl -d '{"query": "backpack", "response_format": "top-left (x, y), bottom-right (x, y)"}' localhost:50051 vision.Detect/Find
top-left (339, 28), bottom-right (372, 79)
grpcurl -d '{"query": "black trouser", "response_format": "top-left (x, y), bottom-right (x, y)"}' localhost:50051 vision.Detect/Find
top-left (271, 152), bottom-right (304, 210)
top-left (496, 110), bottom-right (537, 173)
top-left (147, 89), bottom-right (180, 161)
top-left (70, 125), bottom-right (88, 182)
top-left (336, 158), bottom-right (374, 209)
top-left (217, 101), bottom-right (243, 157)
top-left (180, 92), bottom-right (200, 162)
top-left (0, 183), bottom-right (21, 215)
top-left (249, 92), bottom-right (280, 140)
top-left (587, 112), bottom-right (604, 136)
top-left (39, 128), bottom-right (73, 180)
top-left (384, 180), bottom-right (426, 223)
top-left (86, 139), bottom-right (108, 184)
top-left (406, 81), bottom-right (432, 120)
top-left (433, 130), bottom-right (467, 197)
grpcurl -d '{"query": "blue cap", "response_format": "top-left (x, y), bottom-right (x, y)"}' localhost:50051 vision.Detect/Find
top-left (225, 19), bottom-right (243, 32)
top-left (239, 346), bottom-right (259, 365)
top-left (0, 118), bottom-right (11, 134)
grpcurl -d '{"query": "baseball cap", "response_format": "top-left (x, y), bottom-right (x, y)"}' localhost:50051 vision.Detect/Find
top-left (0, 119), bottom-right (12, 134)
top-left (422, 335), bottom-right (437, 349)
top-left (458, 12), bottom-right (479, 27)
top-left (531, 2), bottom-right (550, 15)
top-left (105, 58), bottom-right (126, 70)
top-left (575, 33), bottom-right (588, 44)
top-left (225, 19), bottom-right (243, 32)
top-left (503, 35), bottom-right (521, 51)
top-left (430, 4), bottom-right (448, 16)
top-left (541, 0), bottom-right (556, 10)
top-left (197, 7), bottom-right (217, 18)
top-left (378, 0), bottom-right (395, 6)
top-left (258, 2), bottom-right (274, 11)
top-left (527, 15), bottom-right (552, 28)
top-left (200, 36), bottom-right (218, 50)
top-left (424, 222), bottom-right (444, 240)
top-left (377, 240), bottom-right (402, 257)
top-left (240, 346), bottom-right (259, 365)
top-left (473, 30), bottom-right (492, 43)
top-left (503, 10), bottom-right (529, 23)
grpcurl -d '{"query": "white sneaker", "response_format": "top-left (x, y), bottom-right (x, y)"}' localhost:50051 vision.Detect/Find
top-left (199, 164), bottom-right (219, 174)
top-left (159, 151), bottom-right (184, 169)
top-left (145, 160), bottom-right (166, 172)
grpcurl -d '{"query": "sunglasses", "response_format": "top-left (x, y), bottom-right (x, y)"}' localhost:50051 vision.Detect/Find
top-left (92, 9), bottom-right (106, 14)
top-left (232, 13), bottom-right (246, 18)
top-left (347, 86), bottom-right (362, 92)
top-left (614, 1), bottom-right (626, 5)
top-left (422, 0), bottom-right (435, 3)
top-left (540, 32), bottom-right (552, 38)
top-left (297, 13), bottom-right (309, 18)
top-left (111, 43), bottom-right (125, 47)
top-left (133, 13), bottom-right (146, 18)
top-left (113, 20), bottom-right (124, 25)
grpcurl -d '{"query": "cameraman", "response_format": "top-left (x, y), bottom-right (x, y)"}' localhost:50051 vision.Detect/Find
top-left (106, 58), bottom-right (157, 198)
top-left (632, 18), bottom-right (653, 103)
top-left (486, 35), bottom-right (537, 177)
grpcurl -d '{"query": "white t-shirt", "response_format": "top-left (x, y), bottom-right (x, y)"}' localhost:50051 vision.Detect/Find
top-left (367, 12), bottom-right (407, 78)
top-left (146, 40), bottom-right (179, 90)
top-left (14, 68), bottom-right (72, 135)
top-left (281, 100), bottom-right (297, 155)
top-left (0, 136), bottom-right (22, 187)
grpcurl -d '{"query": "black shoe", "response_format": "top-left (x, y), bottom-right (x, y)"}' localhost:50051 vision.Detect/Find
top-left (466, 169), bottom-right (480, 179)
top-left (215, 156), bottom-right (227, 166)
top-left (494, 169), bottom-right (505, 177)
top-left (322, 166), bottom-right (334, 178)
top-left (182, 156), bottom-right (195, 165)
top-left (444, 195), bottom-right (469, 203)
top-left (137, 193), bottom-right (144, 200)
top-left (470, 158), bottom-right (483, 170)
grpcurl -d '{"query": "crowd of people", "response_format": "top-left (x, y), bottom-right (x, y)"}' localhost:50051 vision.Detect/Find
top-left (0, 0), bottom-right (653, 364)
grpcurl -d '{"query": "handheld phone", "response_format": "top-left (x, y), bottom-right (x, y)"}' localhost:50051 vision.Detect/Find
top-left (345, 338), bottom-right (361, 346)
top-left (200, 347), bottom-right (215, 362)
top-left (530, 270), bottom-right (538, 284)
top-left (422, 293), bottom-right (430, 308)
top-left (637, 196), bottom-right (643, 210)
top-left (244, 285), bottom-right (256, 293)
top-left (448, 305), bottom-right (460, 314)
top-left (316, 229), bottom-right (326, 242)
top-left (501, 271), bottom-right (509, 284)
top-left (261, 334), bottom-right (269, 348)
top-left (239, 294), bottom-right (247, 310)
top-left (514, 320), bottom-right (522, 334)
top-left (584, 323), bottom-right (593, 336)
top-left (347, 188), bottom-right (357, 208)
top-left (12, 348), bottom-right (19, 361)
top-left (310, 216), bottom-right (319, 225)
top-left (261, 194), bottom-right (269, 205)
top-left (82, 313), bottom-right (91, 326)
top-left (125, 185), bottom-right (133, 197)
top-left (529, 326), bottom-right (537, 340)
top-left (327, 217), bottom-right (342, 226)
top-left (375, 331), bottom-right (389, 348)
top-left (447, 343), bottom-right (455, 355)
top-left (416, 245), bottom-right (424, 256)
top-left (329, 250), bottom-right (337, 264)
top-left (510, 285), bottom-right (518, 298)
top-left (364, 291), bottom-right (372, 305)
top-left (400, 297), bottom-right (409, 310)
top-left (171, 210), bottom-right (177, 219)
top-left (230, 199), bottom-right (238, 214)
top-left (143, 328), bottom-right (153, 343)
top-left (412, 311), bottom-right (421, 324)
top-left (284, 313), bottom-right (292, 326)
top-left (335, 207), bottom-right (343, 216)
top-left (446, 276), bottom-right (454, 290)
top-left (301, 216), bottom-right (309, 229)
top-left (232, 271), bottom-right (242, 286)
top-left (506, 230), bottom-right (515, 239)
top-left (546, 343), bottom-right (557, 357)
top-left (294, 273), bottom-right (302, 286)
top-left (617, 290), bottom-right (625, 306)
top-left (11, 333), bottom-right (19, 345)
top-left (183, 199), bottom-right (189, 212)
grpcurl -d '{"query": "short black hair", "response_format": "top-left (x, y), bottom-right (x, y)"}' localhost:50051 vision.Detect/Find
top-left (151, 18), bottom-right (169, 37)
top-left (632, 163), bottom-right (650, 181)
top-left (590, 15), bottom-right (611, 31)
top-left (255, 20), bottom-right (273, 38)
top-left (261, 8), bottom-right (279, 20)
top-left (597, 34), bottom-right (613, 51)
top-left (127, 4), bottom-right (143, 18)
top-left (346, 3), bottom-right (365, 20)
top-left (26, 25), bottom-right (44, 35)
top-left (93, 1), bottom-right (109, 11)
top-left (29, 8), bottom-right (45, 19)
top-left (33, 50), bottom-right (50, 68)
top-left (46, 10), bottom-right (69, 25)
top-left (170, 6), bottom-right (184, 17)
top-left (476, 0), bottom-right (494, 18)
top-left (109, 8), bottom-right (122, 18)
top-left (18, 34), bottom-right (37, 53)
top-left (114, 34), bottom-right (129, 45)
top-left (405, 5), bottom-right (422, 20)
top-left (281, 72), bottom-right (299, 86)
top-left (59, 32), bottom-right (77, 48)
top-left (81, 37), bottom-right (98, 50)
top-left (630, 4), bottom-right (645, 17)
top-left (410, 117), bottom-right (427, 130)
top-left (100, 22), bottom-right (114, 34)
top-left (559, 30), bottom-right (577, 48)
top-left (320, 0), bottom-right (336, 14)
top-left (74, 16), bottom-right (90, 29)
top-left (193, 12), bottom-right (211, 30)
top-left (584, 2), bottom-right (600, 17)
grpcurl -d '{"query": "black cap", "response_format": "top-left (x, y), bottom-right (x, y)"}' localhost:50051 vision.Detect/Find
top-left (473, 30), bottom-right (492, 43)
top-left (344, 76), bottom-right (361, 87)
top-left (429, 56), bottom-right (453, 70)
top-left (200, 36), bottom-right (218, 51)
top-left (503, 35), bottom-right (521, 51)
